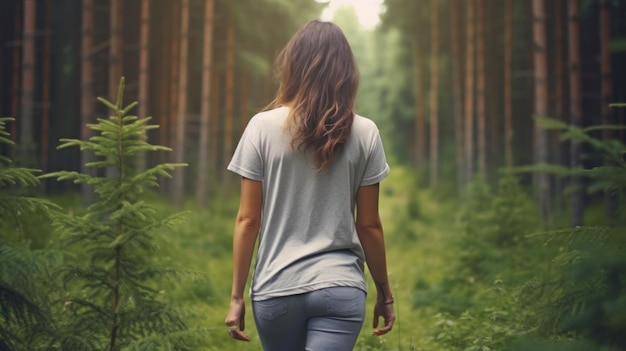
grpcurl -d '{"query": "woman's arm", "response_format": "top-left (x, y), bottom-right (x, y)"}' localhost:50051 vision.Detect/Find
top-left (355, 183), bottom-right (395, 336)
top-left (225, 177), bottom-right (263, 341)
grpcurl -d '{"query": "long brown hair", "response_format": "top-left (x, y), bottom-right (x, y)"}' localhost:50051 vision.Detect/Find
top-left (270, 20), bottom-right (359, 170)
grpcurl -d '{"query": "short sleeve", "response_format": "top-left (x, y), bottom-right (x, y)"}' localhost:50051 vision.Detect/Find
top-left (360, 130), bottom-right (390, 186)
top-left (227, 120), bottom-right (263, 181)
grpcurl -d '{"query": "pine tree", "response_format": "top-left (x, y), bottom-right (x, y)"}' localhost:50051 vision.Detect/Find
top-left (44, 79), bottom-right (203, 350)
top-left (513, 115), bottom-right (626, 350)
top-left (0, 117), bottom-right (59, 351)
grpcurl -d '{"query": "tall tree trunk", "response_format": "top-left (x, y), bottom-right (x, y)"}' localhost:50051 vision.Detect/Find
top-left (166, 0), bottom-right (180, 192)
top-left (600, 0), bottom-right (615, 221)
top-left (532, 0), bottom-right (551, 221)
top-left (504, 0), bottom-right (513, 167)
top-left (11, 2), bottom-right (22, 147)
top-left (412, 39), bottom-right (426, 170)
top-left (240, 59), bottom-right (250, 133)
top-left (137, 0), bottom-right (150, 173)
top-left (210, 69), bottom-right (220, 189)
top-left (19, 0), bottom-right (36, 166)
top-left (476, 0), bottom-right (486, 179)
top-left (172, 0), bottom-right (189, 208)
top-left (158, 1), bottom-right (174, 166)
top-left (450, 0), bottom-right (464, 193)
top-left (429, 0), bottom-right (440, 188)
top-left (196, 0), bottom-right (215, 207)
top-left (138, 0), bottom-right (150, 119)
top-left (568, 0), bottom-right (584, 226)
top-left (107, 0), bottom-right (123, 178)
top-left (42, 0), bottom-right (51, 177)
top-left (553, 0), bottom-right (566, 212)
top-left (223, 9), bottom-right (236, 199)
top-left (463, 0), bottom-right (476, 185)
top-left (81, 0), bottom-right (96, 204)
top-left (109, 0), bottom-right (123, 102)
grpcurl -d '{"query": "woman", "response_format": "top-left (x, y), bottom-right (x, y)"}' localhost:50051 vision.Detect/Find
top-left (225, 20), bottom-right (395, 350)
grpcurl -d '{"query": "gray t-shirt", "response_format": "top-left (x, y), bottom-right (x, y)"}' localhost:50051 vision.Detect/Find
top-left (228, 106), bottom-right (390, 301)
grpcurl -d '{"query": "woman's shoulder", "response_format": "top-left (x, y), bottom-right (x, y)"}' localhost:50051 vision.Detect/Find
top-left (352, 114), bottom-right (381, 134)
top-left (249, 106), bottom-right (289, 124)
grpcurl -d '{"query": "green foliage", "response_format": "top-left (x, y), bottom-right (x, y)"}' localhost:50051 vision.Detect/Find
top-left (0, 117), bottom-right (61, 351)
top-left (43, 79), bottom-right (204, 350)
top-left (511, 115), bottom-right (626, 349)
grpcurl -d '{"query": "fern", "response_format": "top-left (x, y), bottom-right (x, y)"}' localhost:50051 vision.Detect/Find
top-left (44, 78), bottom-right (202, 350)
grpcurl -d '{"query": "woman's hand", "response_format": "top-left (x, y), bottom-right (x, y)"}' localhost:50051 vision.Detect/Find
top-left (225, 297), bottom-right (251, 341)
top-left (372, 300), bottom-right (395, 336)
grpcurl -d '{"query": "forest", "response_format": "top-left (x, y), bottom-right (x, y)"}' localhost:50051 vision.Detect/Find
top-left (1, 0), bottom-right (626, 350)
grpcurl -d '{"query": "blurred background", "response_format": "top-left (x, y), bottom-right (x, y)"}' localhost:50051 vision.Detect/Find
top-left (2, 1), bottom-right (626, 350)
top-left (1, 0), bottom-right (625, 212)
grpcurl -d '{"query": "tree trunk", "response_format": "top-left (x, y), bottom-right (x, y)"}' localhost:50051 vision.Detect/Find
top-left (476, 0), bottom-right (486, 179)
top-left (210, 68), bottom-right (220, 192)
top-left (42, 0), bottom-right (51, 177)
top-left (568, 0), bottom-right (584, 226)
top-left (449, 0), bottom-right (464, 193)
top-left (136, 0), bottom-right (150, 173)
top-left (158, 1), bottom-right (174, 166)
top-left (109, 0), bottom-right (123, 102)
top-left (19, 0), bottom-right (36, 166)
top-left (107, 0), bottom-right (123, 178)
top-left (223, 9), bottom-right (236, 199)
top-left (138, 0), bottom-right (150, 119)
top-left (10, 2), bottom-right (22, 148)
top-left (600, 0), bottom-right (615, 222)
top-left (196, 0), bottom-right (215, 207)
top-left (172, 0), bottom-right (189, 208)
top-left (463, 0), bottom-right (476, 185)
top-left (165, 0), bottom-right (180, 192)
top-left (429, 0), bottom-right (439, 188)
top-left (81, 0), bottom-right (96, 204)
top-left (532, 0), bottom-right (551, 221)
top-left (504, 0), bottom-right (513, 167)
top-left (553, 0), bottom-right (566, 212)
top-left (412, 39), bottom-right (426, 170)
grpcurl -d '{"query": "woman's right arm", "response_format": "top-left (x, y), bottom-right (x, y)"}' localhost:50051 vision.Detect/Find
top-left (355, 183), bottom-right (395, 336)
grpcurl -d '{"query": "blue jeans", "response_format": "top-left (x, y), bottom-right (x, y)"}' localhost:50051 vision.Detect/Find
top-left (252, 287), bottom-right (366, 351)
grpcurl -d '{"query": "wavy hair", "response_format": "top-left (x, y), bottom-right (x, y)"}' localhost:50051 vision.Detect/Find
top-left (269, 20), bottom-right (359, 170)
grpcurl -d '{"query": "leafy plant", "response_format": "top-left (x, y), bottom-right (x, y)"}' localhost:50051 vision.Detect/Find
top-left (512, 115), bottom-right (626, 350)
top-left (44, 78), bottom-right (204, 350)
top-left (0, 117), bottom-right (60, 351)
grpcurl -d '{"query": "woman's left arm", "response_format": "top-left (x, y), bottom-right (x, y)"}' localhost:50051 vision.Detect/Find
top-left (225, 177), bottom-right (263, 341)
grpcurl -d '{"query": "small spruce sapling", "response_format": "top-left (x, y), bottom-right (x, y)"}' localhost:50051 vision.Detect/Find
top-left (44, 78), bottom-right (198, 351)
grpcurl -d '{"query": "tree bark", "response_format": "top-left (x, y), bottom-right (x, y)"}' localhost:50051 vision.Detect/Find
top-left (196, 0), bottom-right (215, 207)
top-left (568, 0), bottom-right (584, 226)
top-left (138, 0), bottom-right (150, 119)
top-left (81, 0), bottom-right (96, 204)
top-left (109, 0), bottom-right (123, 102)
top-left (42, 0), bottom-right (51, 177)
top-left (429, 0), bottom-right (440, 188)
top-left (553, 0), bottom-right (566, 212)
top-left (223, 9), bottom-right (236, 199)
top-left (19, 0), bottom-right (36, 166)
top-left (476, 0), bottom-right (486, 179)
top-left (172, 0), bottom-right (189, 208)
top-left (412, 39), bottom-right (426, 170)
top-left (449, 0), bottom-right (464, 193)
top-left (10, 2), bottom-right (22, 147)
top-left (463, 0), bottom-right (476, 185)
top-left (532, 0), bottom-right (551, 221)
top-left (600, 0), bottom-right (615, 221)
top-left (107, 0), bottom-right (123, 178)
top-left (136, 0), bottom-right (150, 174)
top-left (503, 0), bottom-right (514, 167)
